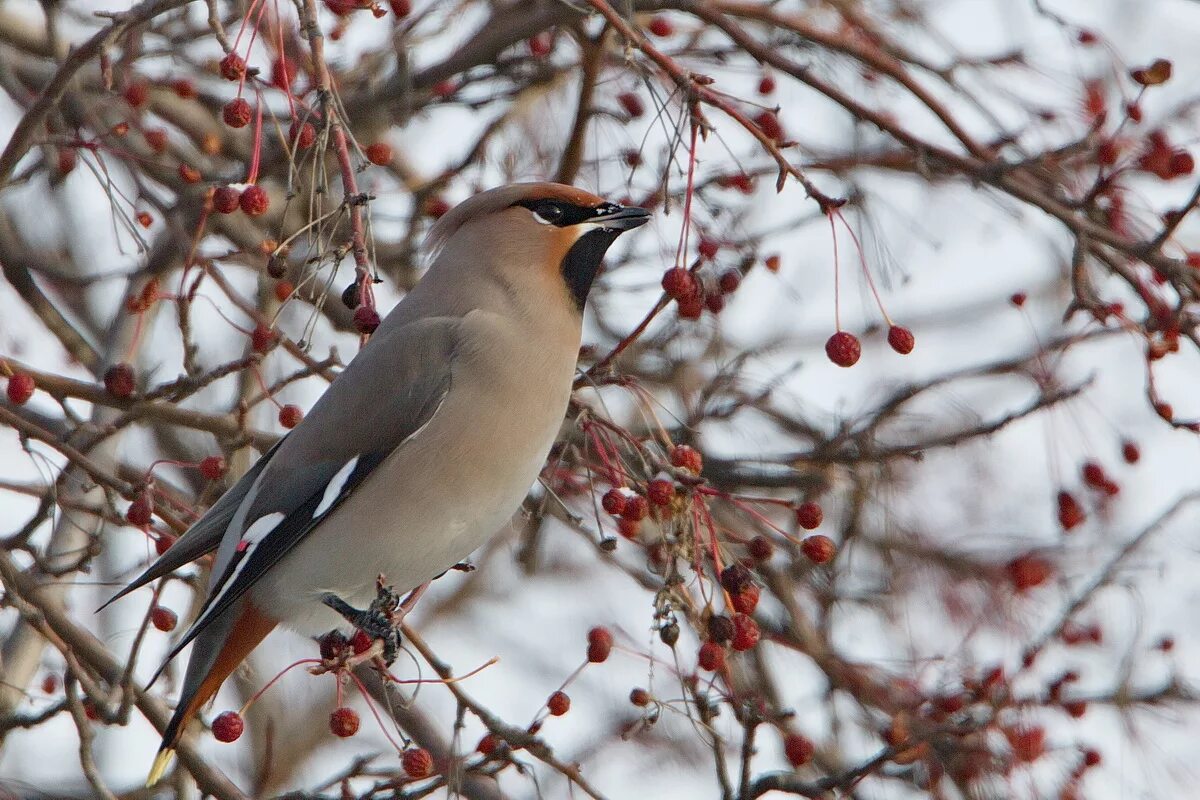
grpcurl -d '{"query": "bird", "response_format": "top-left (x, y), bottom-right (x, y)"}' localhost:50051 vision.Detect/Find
top-left (103, 182), bottom-right (651, 786)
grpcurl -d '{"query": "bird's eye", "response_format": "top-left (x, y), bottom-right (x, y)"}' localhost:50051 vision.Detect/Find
top-left (532, 202), bottom-right (564, 225)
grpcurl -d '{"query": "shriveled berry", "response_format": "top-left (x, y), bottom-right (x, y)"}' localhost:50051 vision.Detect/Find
top-left (1131, 58), bottom-right (1172, 87)
top-left (659, 622), bottom-right (679, 647)
top-left (319, 630), bottom-right (349, 659)
top-left (212, 710), bottom-right (244, 742)
top-left (150, 606), bottom-right (177, 632)
top-left (795, 501), bottom-right (822, 530)
top-left (748, 535), bottom-right (774, 562)
top-left (329, 706), bottom-right (360, 737)
top-left (887, 325), bottom-right (915, 354)
top-left (279, 404), bottom-right (303, 428)
top-left (126, 492), bottom-right (153, 526)
top-left (219, 53), bottom-right (247, 81)
top-left (547, 690), bottom-right (570, 716)
top-left (199, 455), bottom-right (226, 480)
top-left (223, 98), bottom-right (252, 128)
top-left (353, 305), bottom-right (381, 334)
top-left (213, 186), bottom-right (241, 214)
top-left (240, 185), bottom-right (269, 216)
top-left (707, 614), bottom-right (734, 643)
top-left (825, 331), bottom-right (861, 367)
top-left (104, 363), bottom-right (135, 398)
top-left (1010, 292), bottom-right (1027, 307)
top-left (617, 91), bottom-right (645, 118)
top-left (697, 640), bottom-right (725, 671)
top-left (587, 626), bottom-right (613, 663)
top-left (732, 584), bottom-right (760, 615)
top-left (622, 495), bottom-right (648, 521)
top-left (661, 267), bottom-right (697, 300)
top-left (366, 141), bottom-right (392, 166)
top-left (646, 478), bottom-right (674, 506)
top-left (801, 535), bottom-right (836, 564)
top-left (719, 563), bottom-right (753, 595)
top-left (783, 732), bottom-right (814, 767)
top-left (601, 488), bottom-right (627, 515)
top-left (630, 688), bottom-right (651, 706)
top-left (731, 614), bottom-right (760, 651)
top-left (341, 282), bottom-right (361, 310)
top-left (670, 444), bottom-right (702, 474)
top-left (6, 373), bottom-right (35, 405)
top-left (401, 747), bottom-right (433, 778)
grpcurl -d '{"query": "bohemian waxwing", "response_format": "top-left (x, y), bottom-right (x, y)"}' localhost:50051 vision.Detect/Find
top-left (103, 182), bottom-right (650, 785)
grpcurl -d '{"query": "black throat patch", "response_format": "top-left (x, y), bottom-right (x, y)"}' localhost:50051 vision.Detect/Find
top-left (561, 228), bottom-right (620, 310)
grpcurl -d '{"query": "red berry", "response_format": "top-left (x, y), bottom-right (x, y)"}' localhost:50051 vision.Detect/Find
top-left (123, 81), bottom-right (149, 108)
top-left (329, 706), bottom-right (360, 737)
top-left (423, 196), bottom-right (451, 217)
top-left (621, 495), bottom-right (648, 521)
top-left (747, 535), bottom-right (773, 562)
top-left (350, 629), bottom-right (372, 654)
top-left (587, 626), bottom-right (613, 663)
top-left (887, 325), bottom-right (915, 355)
top-left (240, 185), bottom-right (269, 216)
top-left (144, 128), bottom-right (168, 153)
top-left (795, 501), bottom-right (823, 530)
top-left (223, 98), bottom-right (252, 128)
top-left (719, 563), bottom-right (753, 595)
top-left (646, 478), bottom-right (674, 506)
top-left (290, 120), bottom-right (316, 150)
top-left (279, 404), bottom-right (303, 428)
top-left (274, 280), bottom-right (295, 303)
top-left (212, 710), bottom-right (244, 742)
top-left (1084, 748), bottom-right (1101, 767)
top-left (199, 455), bottom-right (226, 480)
top-left (708, 614), bottom-right (734, 643)
top-left (697, 237), bottom-right (719, 260)
top-left (1006, 725), bottom-right (1046, 763)
top-left (324, 0), bottom-right (358, 15)
top-left (353, 305), bottom-right (381, 334)
top-left (270, 56), bottom-right (298, 91)
top-left (757, 74), bottom-right (776, 95)
top-left (801, 535), bottom-right (836, 564)
top-left (172, 78), bottom-right (197, 98)
top-left (1080, 462), bottom-right (1107, 489)
top-left (1171, 151), bottom-right (1194, 176)
top-left (179, 163), bottom-right (202, 183)
top-left (150, 606), bottom-right (177, 632)
top-left (617, 91), bottom-right (645, 118)
top-left (389, 0), bottom-right (410, 15)
top-left (1076, 29), bottom-right (1098, 45)
top-left (1006, 553), bottom-right (1053, 591)
top-left (104, 363), bottom-right (136, 398)
top-left (42, 674), bottom-right (60, 694)
top-left (647, 15), bottom-right (673, 36)
top-left (629, 688), bottom-right (651, 706)
top-left (319, 630), bottom-right (349, 659)
top-left (731, 614), bottom-right (760, 651)
top-left (783, 732), bottom-right (815, 767)
top-left (617, 517), bottom-right (640, 539)
top-left (547, 690), bottom-right (570, 716)
top-left (1121, 440), bottom-right (1140, 464)
top-left (251, 323), bottom-right (275, 354)
top-left (6, 373), bottom-right (34, 405)
top-left (401, 747), bottom-right (433, 778)
top-left (476, 733), bottom-right (498, 755)
top-left (126, 492), bottom-right (153, 526)
top-left (825, 331), bottom-right (861, 367)
top-left (213, 186), bottom-right (241, 214)
top-left (718, 270), bottom-right (741, 294)
top-left (661, 267), bottom-right (697, 300)
top-left (154, 534), bottom-right (175, 556)
top-left (219, 53), bottom-right (247, 81)
top-left (527, 31), bottom-right (553, 57)
top-left (601, 488), bottom-right (627, 515)
top-left (765, 254), bottom-right (781, 272)
top-left (732, 585), bottom-right (760, 615)
top-left (136, 211), bottom-right (153, 229)
top-left (677, 295), bottom-right (703, 320)
top-left (366, 141), bottom-right (392, 166)
top-left (754, 110), bottom-right (783, 141)
top-left (1057, 490), bottom-right (1085, 531)
top-left (1010, 291), bottom-right (1027, 307)
top-left (1131, 58), bottom-right (1172, 87)
top-left (670, 445), bottom-right (702, 473)
top-left (697, 640), bottom-right (725, 671)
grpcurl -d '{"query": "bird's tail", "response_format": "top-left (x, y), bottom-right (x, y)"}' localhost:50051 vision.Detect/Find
top-left (146, 600), bottom-right (277, 787)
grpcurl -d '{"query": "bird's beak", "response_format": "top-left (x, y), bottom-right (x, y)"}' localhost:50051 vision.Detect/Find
top-left (588, 205), bottom-right (651, 232)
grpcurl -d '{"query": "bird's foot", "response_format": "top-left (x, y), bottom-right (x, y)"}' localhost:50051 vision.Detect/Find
top-left (321, 583), bottom-right (403, 665)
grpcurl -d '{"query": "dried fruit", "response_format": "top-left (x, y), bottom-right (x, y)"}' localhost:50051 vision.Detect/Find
top-left (697, 640), bottom-right (725, 671)
top-left (6, 373), bottom-right (35, 405)
top-left (279, 404), bottom-right (303, 428)
top-left (104, 363), bottom-right (135, 398)
top-left (212, 186), bottom-right (241, 214)
top-left (353, 305), bottom-right (381, 335)
top-left (732, 585), bottom-right (760, 615)
top-left (661, 267), bottom-right (697, 300)
top-left (476, 733), bottom-right (498, 755)
top-left (240, 185), bottom-right (269, 216)
top-left (319, 630), bottom-right (349, 659)
top-left (251, 324), bottom-right (275, 354)
top-left (801, 535), bottom-right (836, 564)
top-left (731, 614), bottom-right (760, 651)
top-left (601, 488), bottom-right (627, 515)
top-left (647, 15), bottom-right (672, 36)
top-left (754, 110), bottom-right (783, 140)
top-left (219, 53), bottom-right (247, 81)
top-left (547, 690), bottom-right (570, 716)
top-left (212, 710), bottom-right (244, 742)
top-left (126, 492), bottom-right (153, 526)
top-left (199, 455), bottom-right (226, 480)
top-left (887, 325), bottom-right (915, 354)
top-left (719, 563), bottom-right (753, 595)
top-left (617, 91), bottom-right (645, 118)
top-left (289, 120), bottom-right (317, 150)
top-left (629, 688), bottom-right (650, 706)
top-left (1131, 58), bottom-right (1172, 86)
top-left (646, 478), bottom-right (674, 506)
top-left (329, 706), bottom-right (360, 737)
top-left (123, 81), bottom-right (149, 108)
top-left (707, 614), bottom-right (734, 643)
top-left (718, 270), bottom-right (741, 294)
top-left (274, 280), bottom-right (294, 303)
top-left (783, 732), bottom-right (814, 767)
top-left (659, 622), bottom-right (679, 647)
top-left (587, 626), bottom-right (613, 663)
top-left (747, 535), bottom-right (774, 562)
top-left (223, 98), bottom-right (252, 128)
top-left (401, 747), bottom-right (433, 778)
top-left (697, 237), bottom-right (719, 260)
top-left (825, 331), bottom-right (861, 367)
top-left (365, 141), bottom-right (392, 165)
top-left (795, 501), bottom-right (822, 530)
top-left (621, 495), bottom-right (648, 521)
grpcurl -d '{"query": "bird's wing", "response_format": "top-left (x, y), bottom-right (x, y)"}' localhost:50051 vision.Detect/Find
top-left (99, 438), bottom-right (286, 611)
top-left (144, 316), bottom-right (461, 674)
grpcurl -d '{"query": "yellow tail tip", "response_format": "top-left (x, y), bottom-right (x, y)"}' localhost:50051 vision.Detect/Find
top-left (146, 748), bottom-right (175, 787)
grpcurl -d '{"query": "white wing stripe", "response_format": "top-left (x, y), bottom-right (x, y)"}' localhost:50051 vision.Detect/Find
top-left (314, 456), bottom-right (360, 518)
top-left (184, 512), bottom-right (285, 636)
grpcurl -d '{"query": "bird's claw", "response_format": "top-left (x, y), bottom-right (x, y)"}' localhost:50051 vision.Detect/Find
top-left (321, 588), bottom-right (403, 665)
